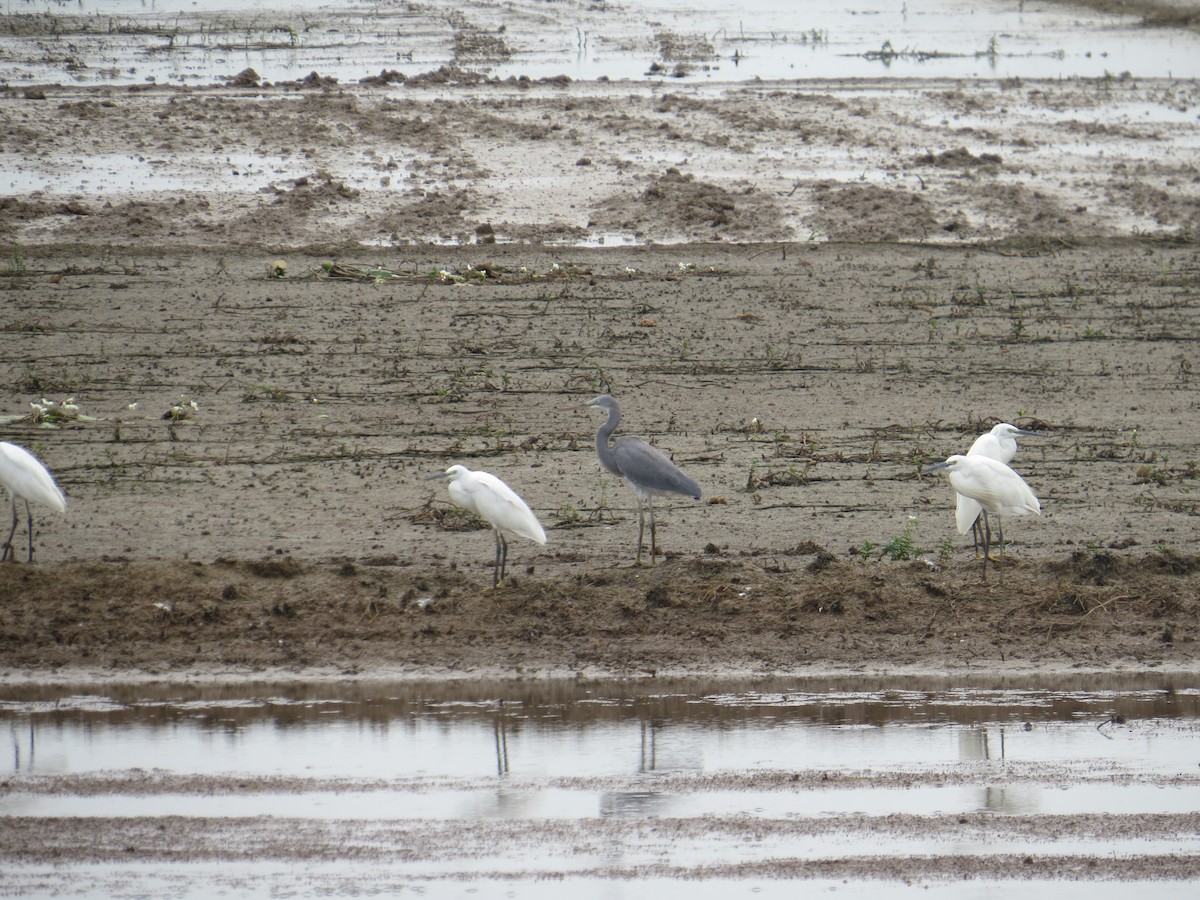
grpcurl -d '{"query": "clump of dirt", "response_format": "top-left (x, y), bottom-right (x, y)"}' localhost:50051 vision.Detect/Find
top-left (914, 147), bottom-right (1004, 171)
top-left (810, 182), bottom-right (943, 241)
top-left (590, 167), bottom-right (789, 241)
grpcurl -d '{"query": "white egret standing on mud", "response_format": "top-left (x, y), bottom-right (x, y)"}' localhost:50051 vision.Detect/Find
top-left (574, 394), bottom-right (701, 565)
top-left (957, 423), bottom-right (1042, 557)
top-left (924, 454), bottom-right (1041, 578)
top-left (0, 441), bottom-right (67, 563)
top-left (426, 464), bottom-right (546, 587)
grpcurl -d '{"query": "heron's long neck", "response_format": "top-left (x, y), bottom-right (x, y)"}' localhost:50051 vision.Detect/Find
top-left (595, 408), bottom-right (623, 477)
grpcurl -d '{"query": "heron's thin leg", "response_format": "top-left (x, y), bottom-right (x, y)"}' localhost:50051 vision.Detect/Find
top-left (2, 499), bottom-right (17, 563)
top-left (971, 515), bottom-right (983, 558)
top-left (997, 517), bottom-right (1006, 558)
top-left (25, 500), bottom-right (34, 563)
top-left (500, 533), bottom-right (508, 583)
top-left (493, 530), bottom-right (503, 588)
top-left (635, 500), bottom-right (646, 566)
top-left (647, 495), bottom-right (657, 565)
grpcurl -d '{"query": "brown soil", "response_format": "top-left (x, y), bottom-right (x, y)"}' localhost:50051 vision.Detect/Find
top-left (1, 1), bottom-right (1199, 685)
top-left (0, 240), bottom-right (1197, 684)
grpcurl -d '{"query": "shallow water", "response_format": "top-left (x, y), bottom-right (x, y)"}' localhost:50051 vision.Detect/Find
top-left (3, 0), bottom-right (1199, 87)
top-left (2, 674), bottom-right (1198, 896)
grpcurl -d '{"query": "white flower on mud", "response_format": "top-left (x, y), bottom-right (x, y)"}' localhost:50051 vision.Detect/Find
top-left (127, 402), bottom-right (138, 410)
top-left (165, 397), bottom-right (200, 422)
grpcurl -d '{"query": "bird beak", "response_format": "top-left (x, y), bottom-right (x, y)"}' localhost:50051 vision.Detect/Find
top-left (1014, 428), bottom-right (1045, 437)
top-left (424, 471), bottom-right (449, 482)
top-left (921, 461), bottom-right (949, 474)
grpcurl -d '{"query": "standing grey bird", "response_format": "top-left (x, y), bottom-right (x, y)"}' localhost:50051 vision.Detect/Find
top-left (0, 441), bottom-right (67, 563)
top-left (576, 394), bottom-right (701, 565)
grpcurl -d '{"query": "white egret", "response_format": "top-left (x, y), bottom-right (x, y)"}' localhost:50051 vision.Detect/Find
top-left (0, 441), bottom-right (67, 563)
top-left (426, 464), bottom-right (546, 587)
top-left (956, 423), bottom-right (1042, 557)
top-left (924, 454), bottom-right (1040, 577)
top-left (575, 394), bottom-right (701, 565)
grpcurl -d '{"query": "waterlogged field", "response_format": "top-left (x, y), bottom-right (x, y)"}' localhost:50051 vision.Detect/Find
top-left (1, 1), bottom-right (1200, 895)
top-left (2, 676), bottom-right (1199, 896)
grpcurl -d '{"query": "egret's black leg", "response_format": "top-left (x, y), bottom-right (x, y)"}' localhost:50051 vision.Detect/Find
top-left (997, 517), bottom-right (1006, 558)
top-left (2, 499), bottom-right (18, 563)
top-left (499, 533), bottom-right (509, 584)
top-left (492, 530), bottom-right (503, 588)
top-left (981, 512), bottom-right (993, 580)
top-left (25, 500), bottom-right (34, 562)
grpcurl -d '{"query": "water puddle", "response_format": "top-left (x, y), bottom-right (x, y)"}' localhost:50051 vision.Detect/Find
top-left (2, 674), bottom-right (1198, 896)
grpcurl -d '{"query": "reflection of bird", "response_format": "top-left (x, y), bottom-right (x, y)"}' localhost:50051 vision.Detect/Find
top-left (956, 423), bottom-right (1041, 557)
top-left (576, 394), bottom-right (701, 565)
top-left (925, 454), bottom-right (1040, 577)
top-left (427, 464), bottom-right (546, 587)
top-left (0, 442), bottom-right (67, 563)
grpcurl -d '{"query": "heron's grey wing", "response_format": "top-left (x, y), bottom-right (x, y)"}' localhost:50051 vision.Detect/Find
top-left (612, 437), bottom-right (701, 499)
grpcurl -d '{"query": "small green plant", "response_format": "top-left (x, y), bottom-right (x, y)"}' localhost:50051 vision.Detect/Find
top-left (4, 246), bottom-right (27, 277)
top-left (555, 501), bottom-right (582, 527)
top-left (880, 515), bottom-right (921, 561)
top-left (938, 536), bottom-right (955, 566)
top-left (1010, 311), bottom-right (1025, 340)
top-left (857, 540), bottom-right (876, 562)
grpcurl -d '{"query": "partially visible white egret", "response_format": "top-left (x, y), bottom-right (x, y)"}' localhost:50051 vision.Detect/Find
top-left (0, 441), bottom-right (67, 563)
top-left (956, 423), bottom-right (1042, 556)
top-left (426, 464), bottom-right (546, 587)
top-left (574, 394), bottom-right (701, 566)
top-left (924, 454), bottom-right (1040, 577)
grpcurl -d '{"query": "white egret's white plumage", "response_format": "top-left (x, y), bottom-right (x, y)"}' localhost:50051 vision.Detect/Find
top-left (427, 464), bottom-right (546, 587)
top-left (925, 453), bottom-right (1040, 576)
top-left (577, 394), bottom-right (701, 565)
top-left (955, 423), bottom-right (1042, 557)
top-left (0, 441), bottom-right (67, 563)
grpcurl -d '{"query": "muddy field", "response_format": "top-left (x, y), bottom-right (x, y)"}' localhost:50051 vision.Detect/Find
top-left (1, 1), bottom-right (1200, 893)
top-left (1, 0), bottom-right (1198, 683)
top-left (0, 237), bottom-right (1197, 682)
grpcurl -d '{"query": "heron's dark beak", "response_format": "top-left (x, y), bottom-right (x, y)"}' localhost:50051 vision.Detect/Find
top-left (424, 471), bottom-right (449, 482)
top-left (922, 461), bottom-right (949, 474)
